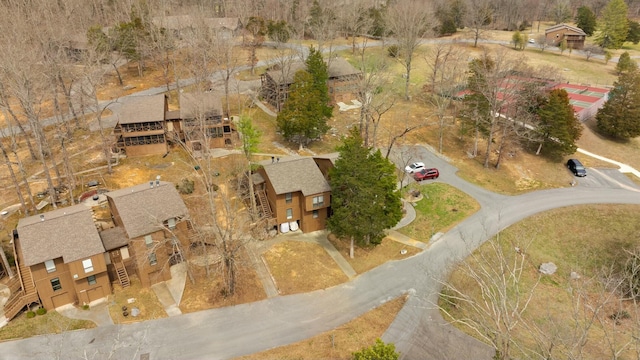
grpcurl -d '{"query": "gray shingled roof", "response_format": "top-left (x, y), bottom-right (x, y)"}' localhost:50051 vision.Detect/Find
top-left (99, 226), bottom-right (129, 251)
top-left (17, 205), bottom-right (105, 267)
top-left (118, 94), bottom-right (166, 125)
top-left (313, 152), bottom-right (340, 164)
top-left (262, 157), bottom-right (330, 196)
top-left (106, 181), bottom-right (188, 239)
top-left (265, 57), bottom-right (361, 85)
top-left (545, 23), bottom-right (587, 35)
top-left (180, 92), bottom-right (223, 119)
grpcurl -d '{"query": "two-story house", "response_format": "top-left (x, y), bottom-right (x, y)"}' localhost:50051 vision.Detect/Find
top-left (260, 57), bottom-right (362, 111)
top-left (113, 94), bottom-right (169, 157)
top-left (545, 23), bottom-right (587, 49)
top-left (4, 205), bottom-right (111, 319)
top-left (179, 92), bottom-right (238, 152)
top-left (106, 181), bottom-right (192, 288)
top-left (253, 156), bottom-right (332, 233)
top-left (4, 181), bottom-right (194, 321)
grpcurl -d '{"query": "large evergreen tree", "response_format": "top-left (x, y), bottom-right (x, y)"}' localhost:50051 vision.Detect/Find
top-left (595, 0), bottom-right (629, 49)
top-left (327, 128), bottom-right (403, 258)
top-left (616, 51), bottom-right (638, 75)
top-left (575, 6), bottom-right (597, 36)
top-left (305, 46), bottom-right (333, 119)
top-left (276, 70), bottom-right (330, 148)
top-left (626, 20), bottom-right (640, 44)
top-left (536, 89), bottom-right (582, 160)
top-left (596, 70), bottom-right (640, 139)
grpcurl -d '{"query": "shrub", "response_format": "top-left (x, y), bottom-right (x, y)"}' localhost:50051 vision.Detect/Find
top-left (387, 45), bottom-right (399, 58)
top-left (176, 178), bottom-right (195, 194)
top-left (82, 304), bottom-right (90, 310)
top-left (26, 311), bottom-right (36, 319)
top-left (36, 307), bottom-right (46, 315)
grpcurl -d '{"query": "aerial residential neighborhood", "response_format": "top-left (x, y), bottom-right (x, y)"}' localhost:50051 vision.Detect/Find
top-left (0, 0), bottom-right (640, 359)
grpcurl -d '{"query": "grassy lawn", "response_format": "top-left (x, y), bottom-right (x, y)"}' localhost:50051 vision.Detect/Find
top-left (108, 276), bottom-right (167, 324)
top-left (0, 310), bottom-right (95, 341)
top-left (237, 295), bottom-right (406, 360)
top-left (263, 241), bottom-right (349, 295)
top-left (399, 183), bottom-right (480, 241)
top-left (326, 235), bottom-right (422, 274)
top-left (442, 204), bottom-right (640, 359)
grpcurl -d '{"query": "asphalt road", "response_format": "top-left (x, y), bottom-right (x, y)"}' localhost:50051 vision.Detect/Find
top-left (2, 145), bottom-right (640, 360)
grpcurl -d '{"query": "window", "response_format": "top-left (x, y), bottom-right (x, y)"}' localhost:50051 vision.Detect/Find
top-left (87, 275), bottom-right (97, 286)
top-left (82, 259), bottom-right (94, 273)
top-left (313, 210), bottom-right (319, 219)
top-left (286, 208), bottom-right (293, 220)
top-left (50, 278), bottom-right (62, 291)
top-left (149, 253), bottom-right (158, 266)
top-left (145, 235), bottom-right (153, 248)
top-left (312, 195), bottom-right (324, 208)
top-left (285, 192), bottom-right (292, 204)
top-left (44, 259), bottom-right (56, 273)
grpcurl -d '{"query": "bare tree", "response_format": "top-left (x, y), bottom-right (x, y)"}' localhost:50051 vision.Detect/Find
top-left (438, 231), bottom-right (541, 360)
top-left (386, 1), bottom-right (431, 100)
top-left (210, 28), bottom-right (242, 116)
top-left (424, 43), bottom-right (466, 154)
top-left (336, 0), bottom-right (374, 54)
top-left (465, 0), bottom-right (493, 47)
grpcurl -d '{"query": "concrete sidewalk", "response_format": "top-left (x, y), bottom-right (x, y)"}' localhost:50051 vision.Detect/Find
top-left (151, 262), bottom-right (187, 317)
top-left (56, 298), bottom-right (113, 326)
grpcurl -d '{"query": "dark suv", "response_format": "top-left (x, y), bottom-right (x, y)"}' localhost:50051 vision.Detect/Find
top-left (567, 159), bottom-right (587, 177)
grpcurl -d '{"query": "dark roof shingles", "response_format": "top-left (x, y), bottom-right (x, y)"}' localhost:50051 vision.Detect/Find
top-left (262, 157), bottom-right (330, 196)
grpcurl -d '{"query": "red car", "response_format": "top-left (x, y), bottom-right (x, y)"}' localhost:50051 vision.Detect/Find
top-left (413, 168), bottom-right (439, 181)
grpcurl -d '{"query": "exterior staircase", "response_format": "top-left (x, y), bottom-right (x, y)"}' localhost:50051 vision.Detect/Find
top-left (4, 261), bottom-right (39, 321)
top-left (256, 190), bottom-right (272, 219)
top-left (114, 261), bottom-right (130, 288)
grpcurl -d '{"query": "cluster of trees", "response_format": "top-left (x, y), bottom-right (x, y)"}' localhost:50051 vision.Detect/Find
top-left (458, 50), bottom-right (581, 168)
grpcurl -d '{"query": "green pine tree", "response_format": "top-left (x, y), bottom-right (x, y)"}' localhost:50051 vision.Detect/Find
top-left (626, 20), bottom-right (640, 44)
top-left (596, 70), bottom-right (640, 139)
top-left (327, 128), bottom-right (403, 258)
top-left (276, 70), bottom-right (330, 148)
top-left (352, 339), bottom-right (399, 360)
top-left (536, 89), bottom-right (582, 160)
top-left (305, 46), bottom-right (333, 119)
top-left (596, 0), bottom-right (629, 49)
top-left (576, 6), bottom-right (597, 36)
top-left (616, 51), bottom-right (638, 75)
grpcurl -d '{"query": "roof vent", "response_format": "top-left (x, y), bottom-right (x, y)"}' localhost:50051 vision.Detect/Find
top-left (149, 181), bottom-right (154, 189)
top-left (40, 214), bottom-right (45, 222)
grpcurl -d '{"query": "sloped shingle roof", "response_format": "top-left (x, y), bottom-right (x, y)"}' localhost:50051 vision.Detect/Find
top-left (99, 226), bottom-right (129, 251)
top-left (262, 157), bottom-right (330, 196)
top-left (265, 57), bottom-right (361, 85)
top-left (180, 92), bottom-right (223, 119)
top-left (545, 23), bottom-right (587, 36)
top-left (107, 181), bottom-right (188, 239)
top-left (118, 94), bottom-right (166, 125)
top-left (17, 205), bottom-right (104, 266)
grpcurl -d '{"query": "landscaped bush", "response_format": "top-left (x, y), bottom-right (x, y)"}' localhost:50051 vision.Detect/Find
top-left (36, 307), bottom-right (46, 315)
top-left (26, 311), bottom-right (35, 319)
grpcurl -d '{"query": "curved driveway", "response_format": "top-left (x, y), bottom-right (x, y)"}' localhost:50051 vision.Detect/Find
top-left (1, 146), bottom-right (640, 359)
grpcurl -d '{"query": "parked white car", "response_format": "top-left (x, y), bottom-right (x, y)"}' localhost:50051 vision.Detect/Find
top-left (405, 162), bottom-right (425, 173)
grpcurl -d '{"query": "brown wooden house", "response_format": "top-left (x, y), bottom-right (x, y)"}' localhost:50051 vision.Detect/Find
top-left (179, 92), bottom-right (238, 152)
top-left (545, 24), bottom-right (587, 49)
top-left (4, 205), bottom-right (111, 320)
top-left (260, 57), bottom-right (362, 111)
top-left (253, 156), bottom-right (332, 233)
top-left (106, 181), bottom-right (192, 288)
top-left (114, 94), bottom-right (169, 157)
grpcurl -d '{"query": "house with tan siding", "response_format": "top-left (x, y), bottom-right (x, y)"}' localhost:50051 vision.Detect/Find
top-left (114, 94), bottom-right (169, 157)
top-left (545, 24), bottom-right (587, 49)
top-left (178, 92), bottom-right (238, 152)
top-left (106, 181), bottom-right (192, 288)
top-left (260, 57), bottom-right (362, 111)
top-left (5, 205), bottom-right (111, 319)
top-left (253, 156), bottom-right (332, 234)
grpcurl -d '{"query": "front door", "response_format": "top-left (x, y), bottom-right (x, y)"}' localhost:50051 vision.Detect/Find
top-left (110, 249), bottom-right (122, 263)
